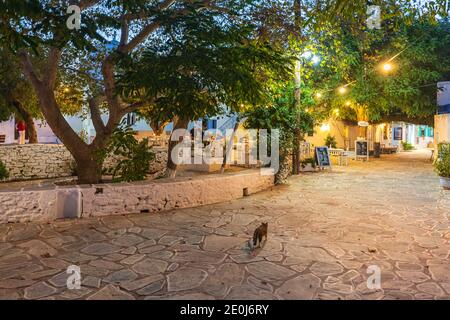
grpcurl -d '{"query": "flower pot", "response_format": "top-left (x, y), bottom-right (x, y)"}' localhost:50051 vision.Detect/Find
top-left (300, 163), bottom-right (316, 172)
top-left (439, 176), bottom-right (450, 190)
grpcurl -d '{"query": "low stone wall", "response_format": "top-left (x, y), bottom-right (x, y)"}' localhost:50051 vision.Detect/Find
top-left (0, 144), bottom-right (168, 181)
top-left (0, 170), bottom-right (274, 224)
top-left (0, 144), bottom-right (74, 181)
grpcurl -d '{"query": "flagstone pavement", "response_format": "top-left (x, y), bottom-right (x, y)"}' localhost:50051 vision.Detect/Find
top-left (1, 150), bottom-right (449, 300)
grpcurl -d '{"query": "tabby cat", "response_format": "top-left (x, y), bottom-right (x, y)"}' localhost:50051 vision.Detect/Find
top-left (252, 222), bottom-right (268, 249)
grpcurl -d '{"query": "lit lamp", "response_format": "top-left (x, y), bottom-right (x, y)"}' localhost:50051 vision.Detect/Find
top-left (338, 86), bottom-right (347, 94)
top-left (334, 108), bottom-right (340, 116)
top-left (382, 62), bottom-right (394, 74)
top-left (320, 123), bottom-right (331, 132)
top-left (345, 101), bottom-right (351, 106)
top-left (316, 92), bottom-right (322, 99)
top-left (311, 55), bottom-right (321, 65)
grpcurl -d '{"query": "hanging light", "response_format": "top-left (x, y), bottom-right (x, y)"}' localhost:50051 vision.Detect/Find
top-left (382, 62), bottom-right (393, 72)
top-left (338, 86), bottom-right (347, 94)
top-left (320, 123), bottom-right (331, 132)
top-left (311, 55), bottom-right (321, 65)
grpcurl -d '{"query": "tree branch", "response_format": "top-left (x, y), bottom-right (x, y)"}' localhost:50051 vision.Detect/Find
top-left (88, 97), bottom-right (106, 135)
top-left (122, 98), bottom-right (156, 114)
top-left (18, 51), bottom-right (42, 89)
top-left (119, 18), bottom-right (129, 47)
top-left (69, 0), bottom-right (101, 10)
top-left (118, 0), bottom-right (177, 53)
top-left (43, 48), bottom-right (61, 89)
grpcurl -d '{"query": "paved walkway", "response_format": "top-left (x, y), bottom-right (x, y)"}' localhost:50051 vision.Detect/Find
top-left (1, 150), bottom-right (449, 300)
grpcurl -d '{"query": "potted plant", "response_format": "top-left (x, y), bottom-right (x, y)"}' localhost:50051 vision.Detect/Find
top-left (300, 157), bottom-right (317, 172)
top-left (401, 141), bottom-right (414, 151)
top-left (324, 134), bottom-right (337, 149)
top-left (434, 142), bottom-right (450, 190)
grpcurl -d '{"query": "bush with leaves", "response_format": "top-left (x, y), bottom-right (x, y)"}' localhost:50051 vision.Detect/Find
top-left (434, 143), bottom-right (450, 178)
top-left (300, 157), bottom-right (316, 169)
top-left (101, 124), bottom-right (155, 183)
top-left (324, 134), bottom-right (337, 148)
top-left (401, 141), bottom-right (415, 151)
top-left (244, 82), bottom-right (316, 183)
top-left (0, 160), bottom-right (9, 180)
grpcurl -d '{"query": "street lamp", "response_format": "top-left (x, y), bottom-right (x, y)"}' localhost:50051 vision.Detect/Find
top-left (383, 63), bottom-right (392, 71)
top-left (381, 62), bottom-right (394, 74)
top-left (338, 86), bottom-right (347, 95)
top-left (311, 55), bottom-right (321, 65)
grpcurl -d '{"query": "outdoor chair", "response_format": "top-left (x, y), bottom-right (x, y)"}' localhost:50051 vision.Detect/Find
top-left (329, 148), bottom-right (349, 166)
top-left (0, 135), bottom-right (5, 144)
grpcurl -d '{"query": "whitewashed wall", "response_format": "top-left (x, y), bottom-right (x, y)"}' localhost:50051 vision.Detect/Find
top-left (0, 170), bottom-right (274, 224)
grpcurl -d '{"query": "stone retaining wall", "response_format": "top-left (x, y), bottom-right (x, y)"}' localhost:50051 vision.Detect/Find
top-left (0, 170), bottom-right (274, 224)
top-left (0, 144), bottom-right (74, 181)
top-left (0, 144), bottom-right (168, 181)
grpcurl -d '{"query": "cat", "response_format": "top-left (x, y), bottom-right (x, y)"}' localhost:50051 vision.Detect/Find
top-left (252, 222), bottom-right (268, 249)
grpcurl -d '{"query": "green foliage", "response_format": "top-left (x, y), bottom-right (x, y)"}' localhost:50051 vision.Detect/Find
top-left (300, 157), bottom-right (316, 169)
top-left (0, 160), bottom-right (9, 180)
top-left (434, 143), bottom-right (450, 178)
top-left (117, 9), bottom-right (292, 123)
top-left (102, 124), bottom-right (155, 183)
top-left (401, 141), bottom-right (414, 151)
top-left (303, 6), bottom-right (450, 124)
top-left (244, 81), bottom-right (316, 155)
top-left (324, 134), bottom-right (337, 148)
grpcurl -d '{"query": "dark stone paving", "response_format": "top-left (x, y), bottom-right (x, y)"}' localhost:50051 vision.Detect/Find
top-left (0, 150), bottom-right (449, 300)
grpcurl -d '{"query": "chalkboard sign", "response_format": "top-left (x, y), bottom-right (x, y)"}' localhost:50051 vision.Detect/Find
top-left (393, 127), bottom-right (403, 140)
top-left (315, 147), bottom-right (331, 169)
top-left (355, 140), bottom-right (369, 161)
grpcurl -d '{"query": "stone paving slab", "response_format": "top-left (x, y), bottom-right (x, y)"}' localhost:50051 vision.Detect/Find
top-left (0, 150), bottom-right (449, 300)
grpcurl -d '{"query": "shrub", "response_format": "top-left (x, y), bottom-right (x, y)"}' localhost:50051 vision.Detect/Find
top-left (0, 160), bottom-right (9, 180)
top-left (101, 124), bottom-right (155, 182)
top-left (324, 134), bottom-right (337, 148)
top-left (401, 141), bottom-right (414, 151)
top-left (300, 157), bottom-right (316, 169)
top-left (434, 142), bottom-right (450, 178)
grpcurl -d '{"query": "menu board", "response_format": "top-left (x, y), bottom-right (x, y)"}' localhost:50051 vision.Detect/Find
top-left (394, 127), bottom-right (403, 140)
top-left (315, 147), bottom-right (331, 168)
top-left (355, 140), bottom-right (369, 161)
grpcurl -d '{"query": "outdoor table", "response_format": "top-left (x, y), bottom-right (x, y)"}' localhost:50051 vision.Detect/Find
top-left (328, 148), bottom-right (349, 166)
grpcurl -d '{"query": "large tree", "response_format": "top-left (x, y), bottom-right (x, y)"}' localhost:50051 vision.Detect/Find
top-left (302, 1), bottom-right (450, 133)
top-left (0, 0), bottom-right (288, 184)
top-left (118, 10), bottom-right (292, 177)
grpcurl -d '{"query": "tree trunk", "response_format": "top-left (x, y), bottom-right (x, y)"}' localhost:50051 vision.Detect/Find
top-left (220, 118), bottom-right (240, 174)
top-left (356, 105), bottom-right (369, 139)
top-left (292, 0), bottom-right (302, 175)
top-left (12, 100), bottom-right (38, 144)
top-left (150, 120), bottom-right (168, 136)
top-left (75, 155), bottom-right (103, 184)
top-left (165, 117), bottom-right (190, 178)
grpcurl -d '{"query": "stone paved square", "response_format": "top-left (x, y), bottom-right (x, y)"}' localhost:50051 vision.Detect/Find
top-left (0, 150), bottom-right (449, 300)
